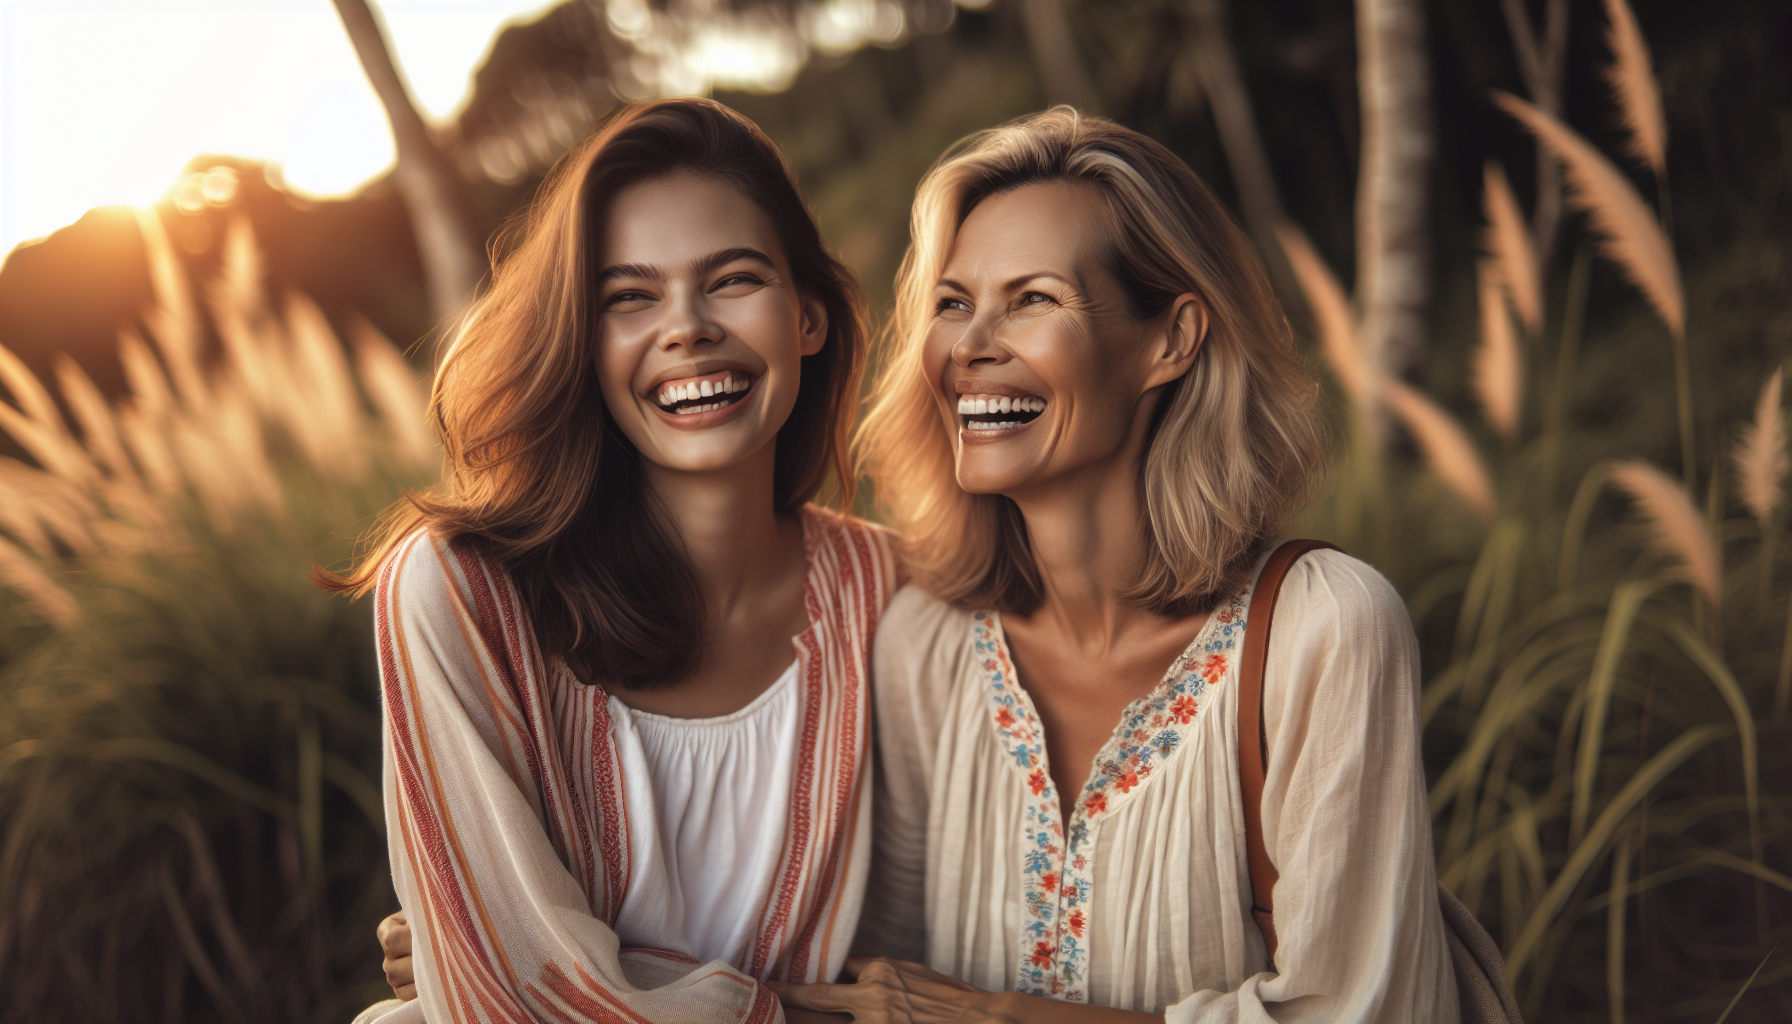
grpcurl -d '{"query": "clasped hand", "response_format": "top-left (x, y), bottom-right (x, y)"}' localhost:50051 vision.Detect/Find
top-left (377, 911), bottom-right (1017, 1023)
top-left (770, 956), bottom-right (1017, 1024)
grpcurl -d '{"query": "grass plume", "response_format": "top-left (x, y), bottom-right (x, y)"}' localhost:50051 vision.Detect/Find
top-left (1381, 376), bottom-right (1496, 519)
top-left (0, 214), bottom-right (432, 1023)
top-left (1733, 369), bottom-right (1787, 531)
top-left (1494, 91), bottom-right (1683, 340)
top-left (1474, 258), bottom-right (1524, 442)
top-left (1482, 162), bottom-right (1542, 333)
top-left (1602, 0), bottom-right (1667, 178)
top-left (1276, 222), bottom-right (1368, 406)
top-left (0, 536), bottom-right (76, 626)
top-left (1608, 459), bottom-right (1720, 605)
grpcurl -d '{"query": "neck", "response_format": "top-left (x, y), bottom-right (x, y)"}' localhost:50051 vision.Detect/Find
top-left (640, 440), bottom-right (797, 615)
top-left (1005, 400), bottom-right (1160, 651)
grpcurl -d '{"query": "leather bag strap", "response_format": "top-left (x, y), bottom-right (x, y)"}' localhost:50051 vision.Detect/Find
top-left (1238, 539), bottom-right (1339, 964)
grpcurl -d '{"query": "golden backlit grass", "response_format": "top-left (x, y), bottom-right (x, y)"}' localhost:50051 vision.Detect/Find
top-left (0, 213), bottom-right (432, 1024)
top-left (0, 0), bottom-right (1784, 1018)
top-left (1289, 6), bottom-right (1787, 1017)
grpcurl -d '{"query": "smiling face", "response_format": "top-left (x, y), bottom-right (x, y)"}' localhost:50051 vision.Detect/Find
top-left (923, 181), bottom-right (1205, 498)
top-left (594, 172), bottom-right (826, 476)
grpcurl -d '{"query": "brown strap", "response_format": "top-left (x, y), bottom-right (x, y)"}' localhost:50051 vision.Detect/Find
top-left (1238, 539), bottom-right (1339, 964)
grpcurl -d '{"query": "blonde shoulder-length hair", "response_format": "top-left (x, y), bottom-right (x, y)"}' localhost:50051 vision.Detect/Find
top-left (857, 107), bottom-right (1324, 615)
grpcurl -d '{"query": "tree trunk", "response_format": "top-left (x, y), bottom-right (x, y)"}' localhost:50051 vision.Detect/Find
top-left (1020, 0), bottom-right (1102, 113)
top-left (332, 0), bottom-right (484, 331)
top-left (1501, 0), bottom-right (1569, 263)
top-left (1185, 0), bottom-right (1299, 304)
top-left (1354, 0), bottom-right (1432, 375)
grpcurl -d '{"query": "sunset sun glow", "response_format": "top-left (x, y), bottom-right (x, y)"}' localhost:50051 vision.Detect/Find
top-left (0, 0), bottom-right (555, 255)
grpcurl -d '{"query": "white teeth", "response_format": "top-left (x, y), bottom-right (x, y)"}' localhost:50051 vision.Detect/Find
top-left (957, 394), bottom-right (1044, 417)
top-left (658, 374), bottom-right (753, 408)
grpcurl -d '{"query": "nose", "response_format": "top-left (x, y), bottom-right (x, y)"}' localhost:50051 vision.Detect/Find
top-left (658, 283), bottom-right (724, 352)
top-left (949, 312), bottom-right (1010, 369)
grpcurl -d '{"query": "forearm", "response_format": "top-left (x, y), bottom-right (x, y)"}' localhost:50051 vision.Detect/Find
top-left (984, 992), bottom-right (1164, 1024)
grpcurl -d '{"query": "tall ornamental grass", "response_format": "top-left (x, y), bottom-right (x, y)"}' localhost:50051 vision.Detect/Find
top-left (1292, 2), bottom-right (1788, 1018)
top-left (0, 212), bottom-right (434, 1024)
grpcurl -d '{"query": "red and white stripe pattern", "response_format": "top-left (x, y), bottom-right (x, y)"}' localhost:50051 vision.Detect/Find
top-left (374, 506), bottom-right (897, 1024)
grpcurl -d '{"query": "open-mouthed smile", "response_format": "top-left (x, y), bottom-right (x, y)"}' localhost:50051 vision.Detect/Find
top-left (957, 392), bottom-right (1047, 433)
top-left (652, 370), bottom-right (755, 418)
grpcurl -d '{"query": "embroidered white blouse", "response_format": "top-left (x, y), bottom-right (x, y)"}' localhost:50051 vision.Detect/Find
top-left (365, 506), bottom-right (897, 1024)
top-left (855, 547), bottom-right (1460, 1022)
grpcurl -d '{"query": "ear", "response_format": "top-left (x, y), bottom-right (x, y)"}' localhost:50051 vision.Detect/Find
top-left (1142, 293), bottom-right (1208, 391)
top-left (798, 293), bottom-right (829, 357)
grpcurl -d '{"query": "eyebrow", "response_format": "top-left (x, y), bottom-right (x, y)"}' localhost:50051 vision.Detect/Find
top-left (934, 271), bottom-right (1077, 293)
top-left (596, 247), bottom-right (779, 285)
top-left (696, 247), bottom-right (778, 276)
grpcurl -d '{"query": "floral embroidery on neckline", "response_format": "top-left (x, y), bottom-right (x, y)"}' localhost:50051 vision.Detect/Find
top-left (971, 586), bottom-right (1251, 1002)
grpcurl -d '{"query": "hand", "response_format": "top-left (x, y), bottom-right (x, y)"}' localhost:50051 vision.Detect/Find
top-left (769, 956), bottom-right (1017, 1024)
top-left (377, 910), bottom-right (417, 1001)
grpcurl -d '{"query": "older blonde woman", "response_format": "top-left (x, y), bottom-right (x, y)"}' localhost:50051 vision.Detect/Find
top-left (774, 109), bottom-right (1460, 1023)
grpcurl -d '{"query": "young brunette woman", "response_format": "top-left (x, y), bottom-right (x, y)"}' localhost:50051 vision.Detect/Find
top-left (773, 109), bottom-right (1461, 1022)
top-left (334, 99), bottom-right (897, 1024)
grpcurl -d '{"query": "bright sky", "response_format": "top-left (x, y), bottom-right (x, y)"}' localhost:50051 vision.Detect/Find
top-left (0, 0), bottom-right (556, 254)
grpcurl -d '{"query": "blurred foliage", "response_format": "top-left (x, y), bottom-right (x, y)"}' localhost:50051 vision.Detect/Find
top-left (0, 1), bottom-right (1790, 1022)
top-left (1283, 7), bottom-right (1792, 1018)
top-left (0, 216), bottom-right (433, 1023)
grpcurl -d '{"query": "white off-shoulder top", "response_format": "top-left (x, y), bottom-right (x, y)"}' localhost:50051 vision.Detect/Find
top-left (854, 546), bottom-right (1461, 1023)
top-left (623, 659), bottom-right (801, 968)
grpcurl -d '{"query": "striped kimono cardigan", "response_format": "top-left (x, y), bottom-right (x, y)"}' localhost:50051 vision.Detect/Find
top-left (367, 506), bottom-right (897, 1024)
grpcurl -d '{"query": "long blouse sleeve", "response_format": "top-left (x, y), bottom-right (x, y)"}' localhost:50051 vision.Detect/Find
top-left (853, 585), bottom-right (963, 962)
top-left (1166, 549), bottom-right (1459, 1023)
top-left (364, 532), bottom-right (782, 1024)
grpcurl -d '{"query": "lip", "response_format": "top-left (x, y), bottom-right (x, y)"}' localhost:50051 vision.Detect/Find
top-left (949, 379), bottom-right (1046, 446)
top-left (958, 415), bottom-right (1039, 445)
top-left (644, 360), bottom-right (760, 430)
top-left (952, 380), bottom-right (1046, 400)
top-left (646, 359), bottom-right (761, 395)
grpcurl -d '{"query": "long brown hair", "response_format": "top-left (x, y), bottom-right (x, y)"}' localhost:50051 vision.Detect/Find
top-left (322, 99), bottom-right (866, 687)
top-left (857, 107), bottom-right (1323, 615)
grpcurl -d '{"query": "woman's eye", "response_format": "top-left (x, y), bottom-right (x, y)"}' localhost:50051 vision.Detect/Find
top-left (714, 273), bottom-right (761, 291)
top-left (935, 297), bottom-right (971, 315)
top-left (606, 290), bottom-right (651, 309)
top-left (1019, 291), bottom-right (1055, 307)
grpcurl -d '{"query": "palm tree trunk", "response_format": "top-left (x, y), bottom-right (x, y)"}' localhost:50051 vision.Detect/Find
top-left (1354, 0), bottom-right (1432, 375)
top-left (1020, 0), bottom-right (1102, 113)
top-left (332, 0), bottom-right (484, 331)
top-left (1185, 0), bottom-right (1299, 303)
